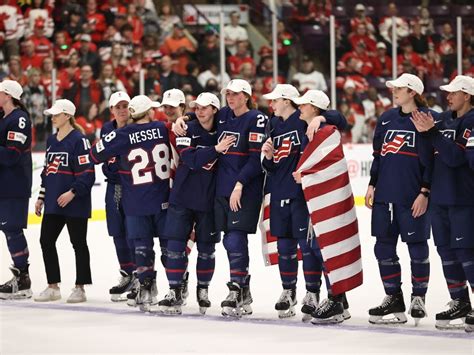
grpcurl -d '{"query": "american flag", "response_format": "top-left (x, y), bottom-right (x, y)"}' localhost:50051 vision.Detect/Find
top-left (381, 134), bottom-right (406, 156)
top-left (273, 138), bottom-right (291, 163)
top-left (296, 125), bottom-right (363, 295)
top-left (46, 156), bottom-right (61, 176)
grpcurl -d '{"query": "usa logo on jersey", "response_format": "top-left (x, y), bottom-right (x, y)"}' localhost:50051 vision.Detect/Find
top-left (46, 152), bottom-right (68, 175)
top-left (272, 130), bottom-right (301, 163)
top-left (218, 131), bottom-right (240, 154)
top-left (381, 130), bottom-right (415, 156)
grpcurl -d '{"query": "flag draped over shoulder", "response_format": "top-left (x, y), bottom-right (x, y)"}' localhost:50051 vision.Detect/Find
top-left (296, 125), bottom-right (363, 294)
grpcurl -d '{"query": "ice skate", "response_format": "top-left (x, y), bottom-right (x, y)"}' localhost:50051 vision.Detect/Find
top-left (311, 295), bottom-right (345, 325)
top-left (301, 291), bottom-right (319, 322)
top-left (197, 286), bottom-right (211, 315)
top-left (181, 271), bottom-right (189, 306)
top-left (109, 270), bottom-right (137, 302)
top-left (275, 289), bottom-right (297, 319)
top-left (342, 293), bottom-right (351, 320)
top-left (136, 276), bottom-right (158, 312)
top-left (465, 310), bottom-right (474, 333)
top-left (0, 266), bottom-right (32, 300)
top-left (126, 286), bottom-right (139, 307)
top-left (408, 295), bottom-right (427, 326)
top-left (368, 293), bottom-right (407, 325)
top-left (158, 288), bottom-right (183, 315)
top-left (241, 276), bottom-right (253, 316)
top-left (435, 299), bottom-right (471, 330)
top-left (221, 282), bottom-right (243, 318)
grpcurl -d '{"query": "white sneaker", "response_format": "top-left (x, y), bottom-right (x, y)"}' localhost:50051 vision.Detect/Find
top-left (35, 286), bottom-right (61, 302)
top-left (66, 287), bottom-right (86, 303)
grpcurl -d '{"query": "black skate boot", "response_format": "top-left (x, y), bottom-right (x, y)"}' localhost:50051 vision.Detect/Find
top-left (221, 282), bottom-right (243, 318)
top-left (435, 299), bottom-right (471, 330)
top-left (136, 274), bottom-right (158, 312)
top-left (275, 288), bottom-right (297, 319)
top-left (158, 287), bottom-right (183, 315)
top-left (126, 285), bottom-right (139, 307)
top-left (369, 292), bottom-right (407, 324)
top-left (342, 293), bottom-right (351, 320)
top-left (0, 266), bottom-right (32, 300)
top-left (409, 295), bottom-right (427, 326)
top-left (181, 271), bottom-right (189, 306)
top-left (109, 270), bottom-right (137, 302)
top-left (311, 294), bottom-right (345, 325)
top-left (301, 291), bottom-right (320, 322)
top-left (241, 275), bottom-right (253, 316)
top-left (465, 310), bottom-right (474, 333)
top-left (197, 286), bottom-right (211, 315)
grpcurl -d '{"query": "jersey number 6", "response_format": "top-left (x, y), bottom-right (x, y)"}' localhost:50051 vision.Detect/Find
top-left (128, 143), bottom-right (170, 185)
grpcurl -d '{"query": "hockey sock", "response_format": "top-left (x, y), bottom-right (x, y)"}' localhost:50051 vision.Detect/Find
top-left (113, 236), bottom-right (135, 274)
top-left (166, 239), bottom-right (188, 288)
top-left (408, 241), bottom-right (430, 296)
top-left (374, 240), bottom-right (402, 295)
top-left (437, 245), bottom-right (469, 300)
top-left (134, 238), bottom-right (155, 282)
top-left (299, 238), bottom-right (323, 293)
top-left (277, 238), bottom-right (298, 289)
top-left (223, 230), bottom-right (249, 286)
top-left (4, 229), bottom-right (29, 271)
top-left (196, 242), bottom-right (215, 287)
top-left (455, 248), bottom-right (474, 294)
top-left (160, 238), bottom-right (168, 268)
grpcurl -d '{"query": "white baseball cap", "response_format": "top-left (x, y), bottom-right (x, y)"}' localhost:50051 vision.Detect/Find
top-left (293, 90), bottom-right (330, 110)
top-left (0, 79), bottom-right (23, 100)
top-left (221, 79), bottom-right (252, 96)
top-left (189, 92), bottom-right (220, 110)
top-left (344, 79), bottom-right (356, 89)
top-left (355, 3), bottom-right (365, 11)
top-left (109, 91), bottom-right (131, 108)
top-left (128, 95), bottom-right (160, 117)
top-left (376, 42), bottom-right (387, 49)
top-left (262, 84), bottom-right (300, 101)
top-left (80, 33), bottom-right (91, 42)
top-left (440, 75), bottom-right (474, 95)
top-left (44, 99), bottom-right (76, 116)
top-left (386, 73), bottom-right (424, 95)
top-left (160, 89), bottom-right (185, 107)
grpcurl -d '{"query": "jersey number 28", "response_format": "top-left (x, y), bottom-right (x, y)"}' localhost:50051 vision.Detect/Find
top-left (128, 143), bottom-right (170, 185)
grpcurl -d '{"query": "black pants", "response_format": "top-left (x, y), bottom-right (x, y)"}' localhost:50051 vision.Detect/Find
top-left (40, 214), bottom-right (92, 285)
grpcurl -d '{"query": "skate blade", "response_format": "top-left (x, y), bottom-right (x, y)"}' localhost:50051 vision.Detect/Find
top-left (110, 294), bottom-right (128, 302)
top-left (241, 304), bottom-right (253, 316)
top-left (435, 318), bottom-right (466, 330)
top-left (278, 308), bottom-right (296, 319)
top-left (159, 306), bottom-right (182, 315)
top-left (222, 306), bottom-right (242, 318)
top-left (302, 313), bottom-right (312, 323)
top-left (465, 324), bottom-right (474, 333)
top-left (199, 306), bottom-right (209, 315)
top-left (127, 299), bottom-right (137, 307)
top-left (343, 309), bottom-right (351, 320)
top-left (311, 314), bottom-right (344, 325)
top-left (0, 290), bottom-right (33, 300)
top-left (369, 312), bottom-right (407, 325)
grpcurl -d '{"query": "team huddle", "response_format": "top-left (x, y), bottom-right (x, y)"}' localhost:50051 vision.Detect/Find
top-left (0, 73), bottom-right (474, 332)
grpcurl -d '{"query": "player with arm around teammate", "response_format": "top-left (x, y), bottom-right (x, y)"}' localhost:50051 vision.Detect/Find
top-left (158, 93), bottom-right (236, 315)
top-left (34, 99), bottom-right (95, 303)
top-left (412, 75), bottom-right (474, 332)
top-left (0, 80), bottom-right (33, 300)
top-left (365, 74), bottom-right (436, 326)
top-left (90, 95), bottom-right (171, 312)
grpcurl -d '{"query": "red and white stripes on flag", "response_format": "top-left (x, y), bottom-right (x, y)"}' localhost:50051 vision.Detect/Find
top-left (46, 156), bottom-right (61, 175)
top-left (381, 134), bottom-right (405, 156)
top-left (273, 138), bottom-right (291, 163)
top-left (296, 125), bottom-right (363, 295)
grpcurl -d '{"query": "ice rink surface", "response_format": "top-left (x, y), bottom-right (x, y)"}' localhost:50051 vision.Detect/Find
top-left (1, 207), bottom-right (473, 354)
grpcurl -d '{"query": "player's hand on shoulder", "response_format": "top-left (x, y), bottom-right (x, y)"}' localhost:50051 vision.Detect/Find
top-left (173, 117), bottom-right (188, 136)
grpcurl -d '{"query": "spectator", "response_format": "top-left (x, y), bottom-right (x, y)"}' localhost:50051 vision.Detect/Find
top-left (408, 22), bottom-right (430, 55)
top-left (450, 58), bottom-right (474, 80)
top-left (158, 54), bottom-right (183, 93)
top-left (158, 3), bottom-right (181, 45)
top-left (435, 23), bottom-right (456, 78)
top-left (84, 0), bottom-right (107, 43)
top-left (203, 78), bottom-right (220, 96)
top-left (292, 55), bottom-right (327, 92)
top-left (62, 6), bottom-right (86, 41)
top-left (23, 68), bottom-right (49, 146)
top-left (142, 34), bottom-right (162, 63)
top-left (98, 63), bottom-right (126, 103)
top-left (160, 23), bottom-right (196, 76)
top-left (76, 103), bottom-right (102, 144)
top-left (416, 7), bottom-right (434, 36)
top-left (58, 52), bottom-right (81, 92)
top-left (426, 93), bottom-right (442, 113)
top-left (371, 42), bottom-right (392, 78)
top-left (277, 21), bottom-right (293, 77)
top-left (126, 3), bottom-right (144, 45)
top-left (238, 62), bottom-right (255, 82)
top-left (20, 39), bottom-right (43, 71)
top-left (348, 23), bottom-right (376, 53)
top-left (77, 34), bottom-right (101, 78)
top-left (228, 40), bottom-right (255, 77)
top-left (362, 87), bottom-right (391, 142)
top-left (197, 62), bottom-right (230, 91)
top-left (338, 79), bottom-right (365, 143)
top-left (224, 11), bottom-right (248, 55)
top-left (397, 42), bottom-right (424, 76)
top-left (100, 0), bottom-right (127, 26)
top-left (53, 31), bottom-right (76, 69)
top-left (339, 42), bottom-right (373, 76)
top-left (107, 42), bottom-right (128, 80)
top-left (138, 63), bottom-right (161, 99)
top-left (24, 0), bottom-right (54, 38)
top-left (40, 56), bottom-right (63, 105)
top-left (6, 56), bottom-right (28, 86)
top-left (181, 62), bottom-right (203, 97)
top-left (350, 3), bottom-right (375, 34)
top-left (195, 28), bottom-right (220, 70)
top-left (29, 20), bottom-right (53, 60)
top-left (135, 0), bottom-right (160, 37)
top-left (379, 3), bottom-right (409, 43)
top-left (0, 0), bottom-right (25, 60)
top-left (424, 47), bottom-right (443, 79)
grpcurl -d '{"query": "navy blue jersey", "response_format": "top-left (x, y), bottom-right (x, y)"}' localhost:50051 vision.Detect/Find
top-left (0, 108), bottom-right (32, 199)
top-left (370, 107), bottom-right (436, 204)
top-left (215, 106), bottom-right (267, 198)
top-left (467, 124), bottom-right (474, 171)
top-left (170, 119), bottom-right (219, 212)
top-left (263, 110), bottom-right (347, 201)
top-left (100, 120), bottom-right (121, 185)
top-left (426, 109), bottom-right (474, 205)
top-left (90, 121), bottom-right (171, 216)
top-left (41, 130), bottom-right (95, 218)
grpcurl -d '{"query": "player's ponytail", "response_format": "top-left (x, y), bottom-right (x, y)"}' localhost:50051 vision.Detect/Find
top-left (69, 115), bottom-right (85, 135)
top-left (408, 89), bottom-right (428, 108)
top-left (12, 98), bottom-right (31, 121)
top-left (244, 93), bottom-right (257, 110)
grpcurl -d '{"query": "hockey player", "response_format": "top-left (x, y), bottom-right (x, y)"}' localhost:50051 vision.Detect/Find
top-left (261, 85), bottom-right (348, 321)
top-left (158, 93), bottom-right (236, 315)
top-left (0, 80), bottom-right (33, 300)
top-left (466, 112), bottom-right (474, 333)
top-left (411, 75), bottom-right (474, 332)
top-left (34, 99), bottom-right (95, 303)
top-left (90, 95), bottom-right (170, 312)
top-left (292, 89), bottom-right (351, 324)
top-left (101, 92), bottom-right (138, 302)
top-left (365, 73), bottom-right (435, 325)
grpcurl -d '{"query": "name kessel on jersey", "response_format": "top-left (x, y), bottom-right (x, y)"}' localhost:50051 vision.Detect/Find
top-left (7, 131), bottom-right (27, 144)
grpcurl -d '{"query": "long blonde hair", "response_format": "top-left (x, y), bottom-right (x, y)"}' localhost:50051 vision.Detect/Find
top-left (68, 115), bottom-right (85, 134)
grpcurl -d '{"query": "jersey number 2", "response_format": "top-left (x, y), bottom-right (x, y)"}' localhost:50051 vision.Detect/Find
top-left (128, 143), bottom-right (170, 185)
